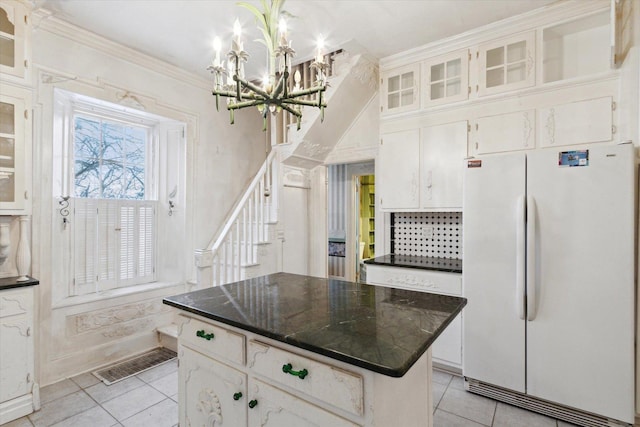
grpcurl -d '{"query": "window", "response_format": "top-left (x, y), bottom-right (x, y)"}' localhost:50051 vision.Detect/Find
top-left (70, 113), bottom-right (157, 295)
top-left (52, 88), bottom-right (186, 303)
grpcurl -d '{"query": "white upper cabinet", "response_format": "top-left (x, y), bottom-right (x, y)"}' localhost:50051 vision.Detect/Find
top-left (477, 31), bottom-right (535, 96)
top-left (381, 63), bottom-right (420, 115)
top-left (0, 83), bottom-right (30, 213)
top-left (378, 129), bottom-right (420, 210)
top-left (542, 10), bottom-right (611, 83)
top-left (0, 1), bottom-right (30, 84)
top-left (473, 110), bottom-right (535, 155)
top-left (379, 123), bottom-right (467, 211)
top-left (420, 121), bottom-right (467, 210)
top-left (422, 50), bottom-right (469, 107)
top-left (537, 97), bottom-right (613, 147)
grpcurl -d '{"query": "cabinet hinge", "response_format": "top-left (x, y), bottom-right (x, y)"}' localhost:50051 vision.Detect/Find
top-left (467, 124), bottom-right (471, 132)
top-left (475, 123), bottom-right (479, 131)
top-left (476, 51), bottom-right (479, 59)
top-left (380, 198), bottom-right (383, 205)
top-left (611, 101), bottom-right (616, 111)
top-left (380, 139), bottom-right (383, 145)
top-left (468, 86), bottom-right (471, 95)
top-left (468, 52), bottom-right (472, 61)
top-left (380, 106), bottom-right (383, 113)
top-left (26, 327), bottom-right (31, 336)
top-left (476, 142), bottom-right (479, 150)
top-left (24, 59), bottom-right (28, 69)
top-left (476, 84), bottom-right (479, 92)
top-left (26, 373), bottom-right (31, 383)
top-left (24, 15), bottom-right (28, 25)
top-left (612, 125), bottom-right (617, 134)
top-left (24, 190), bottom-right (28, 200)
top-left (24, 110), bottom-right (28, 120)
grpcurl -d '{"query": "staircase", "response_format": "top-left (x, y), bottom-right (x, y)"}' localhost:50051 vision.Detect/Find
top-left (278, 52), bottom-right (378, 168)
top-left (192, 50), bottom-right (378, 289)
top-left (194, 149), bottom-right (280, 288)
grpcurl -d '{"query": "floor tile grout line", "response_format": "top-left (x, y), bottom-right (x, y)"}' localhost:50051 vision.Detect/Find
top-left (437, 408), bottom-right (493, 426)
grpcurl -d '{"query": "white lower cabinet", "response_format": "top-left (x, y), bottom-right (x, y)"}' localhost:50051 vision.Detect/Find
top-left (365, 265), bottom-right (462, 371)
top-left (180, 346), bottom-right (247, 427)
top-left (0, 285), bottom-right (37, 424)
top-left (248, 380), bottom-right (359, 427)
top-left (177, 313), bottom-right (434, 427)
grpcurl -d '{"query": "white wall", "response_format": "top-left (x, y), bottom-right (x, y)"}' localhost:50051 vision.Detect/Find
top-left (31, 13), bottom-right (266, 385)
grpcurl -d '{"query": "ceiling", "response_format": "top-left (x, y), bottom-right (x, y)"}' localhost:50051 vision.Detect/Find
top-left (35, 0), bottom-right (557, 80)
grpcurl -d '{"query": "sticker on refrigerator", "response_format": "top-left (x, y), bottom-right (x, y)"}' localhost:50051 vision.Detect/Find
top-left (558, 150), bottom-right (588, 167)
top-left (467, 159), bottom-right (482, 168)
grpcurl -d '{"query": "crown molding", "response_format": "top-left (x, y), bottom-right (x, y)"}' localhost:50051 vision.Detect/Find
top-left (32, 8), bottom-right (211, 90)
top-left (380, 0), bottom-right (609, 71)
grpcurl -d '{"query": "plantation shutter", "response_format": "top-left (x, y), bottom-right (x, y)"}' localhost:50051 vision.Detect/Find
top-left (72, 198), bottom-right (97, 296)
top-left (72, 198), bottom-right (156, 292)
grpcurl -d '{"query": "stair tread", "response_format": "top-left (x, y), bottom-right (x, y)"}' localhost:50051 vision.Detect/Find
top-left (157, 324), bottom-right (178, 338)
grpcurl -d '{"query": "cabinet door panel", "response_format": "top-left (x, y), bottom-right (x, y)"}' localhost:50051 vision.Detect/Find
top-left (179, 346), bottom-right (247, 427)
top-left (423, 50), bottom-right (469, 107)
top-left (248, 379), bottom-right (359, 427)
top-left (432, 313), bottom-right (462, 367)
top-left (478, 32), bottom-right (535, 96)
top-left (381, 64), bottom-right (420, 115)
top-left (475, 110), bottom-right (535, 155)
top-left (0, 83), bottom-right (30, 213)
top-left (0, 313), bottom-right (31, 402)
top-left (537, 96), bottom-right (612, 147)
top-left (379, 129), bottom-right (420, 210)
top-left (421, 121), bottom-right (467, 209)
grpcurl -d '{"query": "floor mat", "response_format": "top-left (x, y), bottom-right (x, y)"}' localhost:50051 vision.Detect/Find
top-left (93, 347), bottom-right (177, 385)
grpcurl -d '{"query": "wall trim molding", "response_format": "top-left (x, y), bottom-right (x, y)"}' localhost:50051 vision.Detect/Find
top-left (32, 9), bottom-right (210, 91)
top-left (380, 0), bottom-right (609, 71)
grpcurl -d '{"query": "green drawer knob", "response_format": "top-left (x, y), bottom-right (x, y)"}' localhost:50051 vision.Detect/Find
top-left (282, 363), bottom-right (309, 380)
top-left (196, 329), bottom-right (215, 340)
top-left (248, 399), bottom-right (258, 409)
top-left (233, 392), bottom-right (243, 401)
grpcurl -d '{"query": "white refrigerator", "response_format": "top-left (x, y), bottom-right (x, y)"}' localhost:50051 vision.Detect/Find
top-left (462, 144), bottom-right (635, 425)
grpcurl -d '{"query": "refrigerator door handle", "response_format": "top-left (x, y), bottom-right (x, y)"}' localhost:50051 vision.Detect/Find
top-left (526, 195), bottom-right (538, 321)
top-left (516, 195), bottom-right (526, 320)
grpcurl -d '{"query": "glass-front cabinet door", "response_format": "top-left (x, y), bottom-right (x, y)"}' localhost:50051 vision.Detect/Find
top-left (423, 50), bottom-right (469, 107)
top-left (0, 0), bottom-right (29, 82)
top-left (0, 83), bottom-right (29, 213)
top-left (477, 32), bottom-right (535, 96)
top-left (381, 63), bottom-right (420, 115)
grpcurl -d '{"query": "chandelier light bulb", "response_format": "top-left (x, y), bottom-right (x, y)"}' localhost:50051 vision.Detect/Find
top-left (232, 19), bottom-right (243, 51)
top-left (279, 17), bottom-right (288, 46)
top-left (316, 36), bottom-right (325, 63)
top-left (212, 37), bottom-right (222, 67)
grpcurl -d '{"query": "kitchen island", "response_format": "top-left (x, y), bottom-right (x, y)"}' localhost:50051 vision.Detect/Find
top-left (164, 272), bottom-right (466, 427)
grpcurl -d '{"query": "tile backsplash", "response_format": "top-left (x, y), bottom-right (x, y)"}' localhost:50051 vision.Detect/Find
top-left (391, 212), bottom-right (462, 259)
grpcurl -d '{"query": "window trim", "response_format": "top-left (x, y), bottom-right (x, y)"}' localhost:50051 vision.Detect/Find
top-left (51, 88), bottom-right (188, 306)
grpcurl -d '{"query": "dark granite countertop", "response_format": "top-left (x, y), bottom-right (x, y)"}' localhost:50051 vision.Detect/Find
top-left (364, 254), bottom-right (462, 273)
top-left (164, 272), bottom-right (466, 377)
top-left (0, 276), bottom-right (39, 291)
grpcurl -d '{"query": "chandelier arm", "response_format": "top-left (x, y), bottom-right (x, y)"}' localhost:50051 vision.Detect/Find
top-left (227, 99), bottom-right (266, 110)
top-left (280, 104), bottom-right (302, 118)
top-left (288, 86), bottom-right (327, 98)
top-left (237, 77), bottom-right (272, 100)
top-left (281, 99), bottom-right (328, 107)
top-left (271, 70), bottom-right (288, 99)
top-left (212, 89), bottom-right (266, 101)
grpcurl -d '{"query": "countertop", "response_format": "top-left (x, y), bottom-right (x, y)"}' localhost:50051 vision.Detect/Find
top-left (0, 276), bottom-right (39, 291)
top-left (364, 254), bottom-right (462, 273)
top-left (163, 272), bottom-right (466, 377)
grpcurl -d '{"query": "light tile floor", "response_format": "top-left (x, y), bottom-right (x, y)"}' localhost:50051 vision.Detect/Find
top-left (3, 365), bottom-right (580, 427)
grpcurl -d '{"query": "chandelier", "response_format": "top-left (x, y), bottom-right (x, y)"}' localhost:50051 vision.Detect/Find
top-left (208, 0), bottom-right (328, 131)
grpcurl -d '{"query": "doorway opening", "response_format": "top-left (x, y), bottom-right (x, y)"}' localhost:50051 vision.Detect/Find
top-left (327, 161), bottom-right (375, 282)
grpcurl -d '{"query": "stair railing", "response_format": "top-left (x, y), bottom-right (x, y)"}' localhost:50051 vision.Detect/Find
top-left (195, 149), bottom-right (278, 287)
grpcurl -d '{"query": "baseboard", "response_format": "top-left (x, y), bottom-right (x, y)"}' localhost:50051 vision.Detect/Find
top-left (0, 393), bottom-right (34, 425)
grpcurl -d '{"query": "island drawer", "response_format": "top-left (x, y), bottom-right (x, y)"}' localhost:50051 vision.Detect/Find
top-left (366, 265), bottom-right (461, 296)
top-left (179, 315), bottom-right (245, 366)
top-left (248, 340), bottom-right (364, 417)
top-left (0, 287), bottom-right (32, 318)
